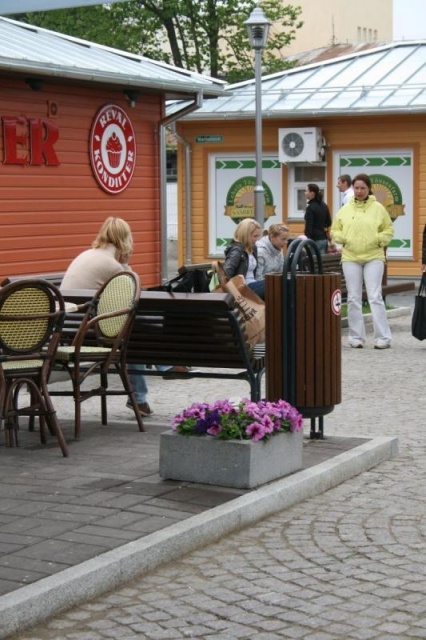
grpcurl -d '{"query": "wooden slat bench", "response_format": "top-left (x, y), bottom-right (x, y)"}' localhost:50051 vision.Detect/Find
top-left (1, 275), bottom-right (265, 401)
top-left (316, 253), bottom-right (415, 301)
top-left (1, 273), bottom-right (65, 289)
top-left (180, 256), bottom-right (415, 302)
top-left (60, 289), bottom-right (266, 402)
top-left (128, 291), bottom-right (265, 402)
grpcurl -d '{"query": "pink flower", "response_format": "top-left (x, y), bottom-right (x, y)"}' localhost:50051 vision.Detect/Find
top-left (172, 398), bottom-right (303, 441)
top-left (288, 407), bottom-right (304, 431)
top-left (262, 415), bottom-right (274, 434)
top-left (207, 424), bottom-right (223, 436)
top-left (246, 422), bottom-right (267, 442)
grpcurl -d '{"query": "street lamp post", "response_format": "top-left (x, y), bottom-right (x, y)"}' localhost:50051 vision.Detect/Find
top-left (244, 4), bottom-right (271, 226)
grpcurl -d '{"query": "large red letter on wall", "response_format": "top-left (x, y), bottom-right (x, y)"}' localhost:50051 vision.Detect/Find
top-left (30, 119), bottom-right (60, 166)
top-left (3, 117), bottom-right (28, 165)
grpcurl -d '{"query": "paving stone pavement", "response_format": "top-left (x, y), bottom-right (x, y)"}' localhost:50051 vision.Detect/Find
top-left (4, 290), bottom-right (426, 640)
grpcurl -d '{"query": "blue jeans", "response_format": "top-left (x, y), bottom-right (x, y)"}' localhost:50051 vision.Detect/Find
top-left (248, 280), bottom-right (265, 300)
top-left (128, 365), bottom-right (171, 403)
top-left (315, 239), bottom-right (328, 254)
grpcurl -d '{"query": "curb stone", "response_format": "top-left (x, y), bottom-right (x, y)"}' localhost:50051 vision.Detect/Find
top-left (341, 305), bottom-right (411, 328)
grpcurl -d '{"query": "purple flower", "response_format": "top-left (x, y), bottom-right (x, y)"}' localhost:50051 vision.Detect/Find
top-left (171, 398), bottom-right (303, 441)
top-left (262, 415), bottom-right (274, 434)
top-left (195, 408), bottom-right (221, 434)
top-left (207, 424), bottom-right (223, 436)
top-left (212, 399), bottom-right (236, 413)
top-left (289, 408), bottom-right (304, 431)
top-left (246, 422), bottom-right (267, 442)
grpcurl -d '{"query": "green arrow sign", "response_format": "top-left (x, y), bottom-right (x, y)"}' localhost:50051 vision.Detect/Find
top-left (389, 238), bottom-right (411, 248)
top-left (216, 159), bottom-right (280, 170)
top-left (263, 160), bottom-right (281, 169)
top-left (216, 160), bottom-right (256, 169)
top-left (340, 156), bottom-right (411, 167)
top-left (216, 238), bottom-right (231, 248)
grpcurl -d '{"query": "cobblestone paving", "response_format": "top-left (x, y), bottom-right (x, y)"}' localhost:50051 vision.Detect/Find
top-left (10, 307), bottom-right (426, 640)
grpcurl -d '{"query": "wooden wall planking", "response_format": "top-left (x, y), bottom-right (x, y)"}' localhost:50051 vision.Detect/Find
top-left (0, 78), bottom-right (163, 285)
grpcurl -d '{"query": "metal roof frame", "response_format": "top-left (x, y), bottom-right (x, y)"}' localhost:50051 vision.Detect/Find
top-left (0, 16), bottom-right (226, 99)
top-left (179, 40), bottom-right (426, 120)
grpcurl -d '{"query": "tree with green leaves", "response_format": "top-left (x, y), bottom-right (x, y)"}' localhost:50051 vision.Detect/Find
top-left (12, 0), bottom-right (303, 82)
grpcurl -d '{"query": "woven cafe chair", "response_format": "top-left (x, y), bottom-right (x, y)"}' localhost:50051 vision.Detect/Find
top-left (0, 279), bottom-right (69, 456)
top-left (51, 271), bottom-right (144, 438)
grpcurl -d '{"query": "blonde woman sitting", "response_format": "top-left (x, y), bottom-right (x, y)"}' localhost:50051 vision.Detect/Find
top-left (256, 223), bottom-right (289, 279)
top-left (223, 218), bottom-right (265, 300)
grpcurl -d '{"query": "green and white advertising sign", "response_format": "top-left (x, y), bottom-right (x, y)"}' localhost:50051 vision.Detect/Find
top-left (208, 153), bottom-right (283, 256)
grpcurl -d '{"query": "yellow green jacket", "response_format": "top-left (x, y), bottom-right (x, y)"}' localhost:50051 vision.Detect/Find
top-left (331, 195), bottom-right (394, 263)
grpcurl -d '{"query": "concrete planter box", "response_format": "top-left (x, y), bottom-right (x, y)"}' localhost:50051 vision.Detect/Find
top-left (159, 429), bottom-right (304, 489)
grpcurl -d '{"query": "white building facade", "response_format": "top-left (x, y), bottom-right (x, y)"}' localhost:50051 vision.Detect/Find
top-left (281, 0), bottom-right (392, 56)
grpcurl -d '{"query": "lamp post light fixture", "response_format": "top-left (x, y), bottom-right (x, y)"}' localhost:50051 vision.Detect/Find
top-left (244, 3), bottom-right (271, 226)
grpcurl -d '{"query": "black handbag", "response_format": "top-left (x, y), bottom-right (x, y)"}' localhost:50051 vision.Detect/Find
top-left (411, 274), bottom-right (426, 340)
top-left (148, 268), bottom-right (211, 294)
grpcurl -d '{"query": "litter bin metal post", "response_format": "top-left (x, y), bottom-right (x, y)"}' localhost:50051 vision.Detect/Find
top-left (265, 239), bottom-right (342, 439)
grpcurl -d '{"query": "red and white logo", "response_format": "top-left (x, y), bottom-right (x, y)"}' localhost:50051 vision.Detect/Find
top-left (90, 104), bottom-right (136, 194)
top-left (331, 289), bottom-right (342, 316)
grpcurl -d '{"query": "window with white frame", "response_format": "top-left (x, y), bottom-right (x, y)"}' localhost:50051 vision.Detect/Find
top-left (287, 164), bottom-right (327, 220)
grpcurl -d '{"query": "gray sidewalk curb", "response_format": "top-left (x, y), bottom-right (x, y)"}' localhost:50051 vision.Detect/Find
top-left (0, 435), bottom-right (398, 639)
top-left (341, 305), bottom-right (411, 328)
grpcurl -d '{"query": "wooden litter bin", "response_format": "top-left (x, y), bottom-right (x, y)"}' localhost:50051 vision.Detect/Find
top-left (265, 239), bottom-right (342, 439)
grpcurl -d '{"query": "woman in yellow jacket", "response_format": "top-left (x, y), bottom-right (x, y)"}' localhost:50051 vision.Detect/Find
top-left (331, 173), bottom-right (394, 349)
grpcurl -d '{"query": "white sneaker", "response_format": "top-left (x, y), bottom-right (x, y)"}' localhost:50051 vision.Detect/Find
top-left (349, 341), bottom-right (364, 348)
top-left (374, 343), bottom-right (391, 350)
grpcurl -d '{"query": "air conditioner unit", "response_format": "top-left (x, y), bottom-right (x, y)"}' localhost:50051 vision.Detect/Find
top-left (278, 127), bottom-right (323, 163)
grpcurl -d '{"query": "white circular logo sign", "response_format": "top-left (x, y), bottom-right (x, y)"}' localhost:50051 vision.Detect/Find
top-left (90, 104), bottom-right (136, 194)
top-left (331, 289), bottom-right (342, 316)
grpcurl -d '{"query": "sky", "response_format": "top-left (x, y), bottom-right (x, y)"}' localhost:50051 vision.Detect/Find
top-left (0, 0), bottom-right (425, 41)
top-left (393, 0), bottom-right (426, 40)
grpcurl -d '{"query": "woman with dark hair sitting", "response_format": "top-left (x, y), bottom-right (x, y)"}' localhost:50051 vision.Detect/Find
top-left (304, 183), bottom-right (331, 254)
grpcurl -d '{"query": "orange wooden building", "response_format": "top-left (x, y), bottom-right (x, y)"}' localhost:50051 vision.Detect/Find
top-left (0, 17), bottom-right (224, 285)
top-left (175, 41), bottom-right (426, 278)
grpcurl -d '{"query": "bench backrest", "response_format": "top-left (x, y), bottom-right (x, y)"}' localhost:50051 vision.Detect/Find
top-left (318, 254), bottom-right (347, 295)
top-left (1, 273), bottom-right (65, 289)
top-left (126, 291), bottom-right (254, 369)
top-left (315, 252), bottom-right (389, 296)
